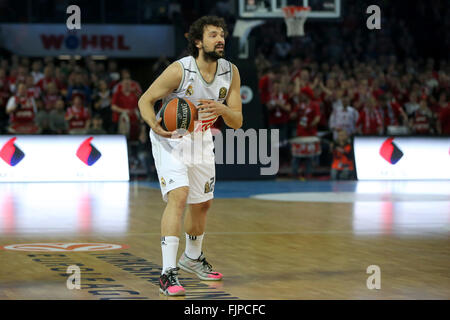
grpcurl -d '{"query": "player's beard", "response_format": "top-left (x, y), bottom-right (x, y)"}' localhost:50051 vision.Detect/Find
top-left (202, 45), bottom-right (225, 62)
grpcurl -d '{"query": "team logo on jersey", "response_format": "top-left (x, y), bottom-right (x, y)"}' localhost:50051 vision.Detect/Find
top-left (204, 177), bottom-right (215, 193)
top-left (204, 181), bottom-right (211, 193)
top-left (185, 85), bottom-right (194, 96)
top-left (160, 177), bottom-right (166, 187)
top-left (219, 87), bottom-right (227, 99)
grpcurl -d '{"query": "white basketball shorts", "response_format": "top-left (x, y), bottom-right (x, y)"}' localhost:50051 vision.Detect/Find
top-left (149, 129), bottom-right (215, 204)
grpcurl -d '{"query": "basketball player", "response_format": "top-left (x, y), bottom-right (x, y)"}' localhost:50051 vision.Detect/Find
top-left (138, 16), bottom-right (242, 296)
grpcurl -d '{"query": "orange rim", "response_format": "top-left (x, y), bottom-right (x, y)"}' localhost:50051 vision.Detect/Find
top-left (282, 6), bottom-right (310, 17)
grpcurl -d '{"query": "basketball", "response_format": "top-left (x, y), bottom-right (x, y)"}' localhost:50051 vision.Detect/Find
top-left (159, 97), bottom-right (198, 133)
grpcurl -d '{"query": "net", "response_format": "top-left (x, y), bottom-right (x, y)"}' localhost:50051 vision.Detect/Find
top-left (282, 6), bottom-right (311, 37)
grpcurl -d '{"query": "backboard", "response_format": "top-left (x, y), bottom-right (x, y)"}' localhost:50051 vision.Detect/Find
top-left (238, 0), bottom-right (341, 19)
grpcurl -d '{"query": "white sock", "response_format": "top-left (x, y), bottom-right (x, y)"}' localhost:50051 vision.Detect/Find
top-left (185, 233), bottom-right (204, 260)
top-left (161, 236), bottom-right (179, 274)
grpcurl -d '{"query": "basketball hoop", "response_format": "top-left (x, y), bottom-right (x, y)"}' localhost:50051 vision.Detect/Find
top-left (282, 6), bottom-right (311, 37)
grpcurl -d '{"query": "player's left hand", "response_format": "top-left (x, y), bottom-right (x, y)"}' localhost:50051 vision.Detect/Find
top-left (197, 99), bottom-right (228, 117)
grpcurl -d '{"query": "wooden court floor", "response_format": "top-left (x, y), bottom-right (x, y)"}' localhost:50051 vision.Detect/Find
top-left (0, 182), bottom-right (448, 300)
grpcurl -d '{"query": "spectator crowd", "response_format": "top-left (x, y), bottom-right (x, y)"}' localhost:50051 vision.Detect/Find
top-left (252, 0), bottom-right (450, 180)
top-left (0, 55), bottom-right (147, 138)
top-left (257, 54), bottom-right (449, 179)
top-left (258, 55), bottom-right (450, 136)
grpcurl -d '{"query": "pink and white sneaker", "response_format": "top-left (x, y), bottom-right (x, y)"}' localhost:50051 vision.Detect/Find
top-left (159, 267), bottom-right (185, 296)
top-left (178, 252), bottom-right (223, 281)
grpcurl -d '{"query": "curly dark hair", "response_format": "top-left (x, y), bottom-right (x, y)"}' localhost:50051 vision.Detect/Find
top-left (187, 16), bottom-right (228, 58)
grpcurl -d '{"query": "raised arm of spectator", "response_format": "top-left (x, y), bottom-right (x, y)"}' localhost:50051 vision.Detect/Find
top-left (319, 81), bottom-right (333, 97)
top-left (65, 108), bottom-right (73, 121)
top-left (329, 108), bottom-right (337, 131)
top-left (6, 96), bottom-right (17, 114)
top-left (311, 115), bottom-right (321, 128)
top-left (310, 102), bottom-right (321, 128)
top-left (85, 119), bottom-right (91, 131)
top-left (30, 98), bottom-right (37, 114)
top-left (399, 107), bottom-right (408, 125)
top-left (311, 77), bottom-right (320, 89)
top-left (293, 77), bottom-right (302, 94)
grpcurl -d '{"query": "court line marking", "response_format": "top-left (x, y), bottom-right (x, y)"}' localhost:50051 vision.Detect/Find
top-left (250, 192), bottom-right (450, 202)
top-left (2, 229), bottom-right (446, 238)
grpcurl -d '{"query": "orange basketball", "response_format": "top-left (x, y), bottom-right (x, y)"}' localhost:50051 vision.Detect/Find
top-left (160, 97), bottom-right (198, 133)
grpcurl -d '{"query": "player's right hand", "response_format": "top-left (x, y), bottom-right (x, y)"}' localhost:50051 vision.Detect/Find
top-left (151, 117), bottom-right (175, 138)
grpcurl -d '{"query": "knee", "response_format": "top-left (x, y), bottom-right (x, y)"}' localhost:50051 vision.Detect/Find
top-left (193, 200), bottom-right (212, 214)
top-left (200, 200), bottom-right (212, 212)
top-left (168, 187), bottom-right (189, 212)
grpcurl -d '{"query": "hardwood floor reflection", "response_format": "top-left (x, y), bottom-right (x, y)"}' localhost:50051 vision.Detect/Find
top-left (0, 182), bottom-right (448, 299)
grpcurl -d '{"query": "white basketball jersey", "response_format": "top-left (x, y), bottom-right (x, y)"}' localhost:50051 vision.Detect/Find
top-left (161, 56), bottom-right (233, 132)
